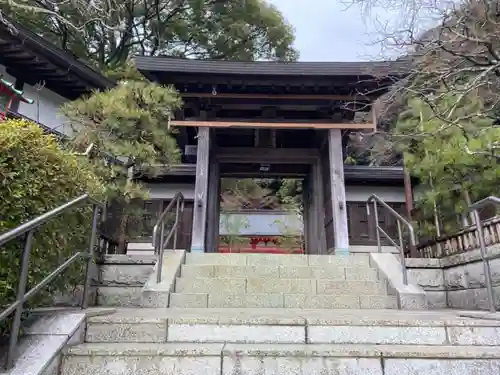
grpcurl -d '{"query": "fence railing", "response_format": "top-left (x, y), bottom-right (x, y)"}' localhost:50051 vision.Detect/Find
top-left (366, 194), bottom-right (417, 286)
top-left (0, 194), bottom-right (103, 370)
top-left (417, 215), bottom-right (500, 258)
top-left (469, 196), bottom-right (500, 313)
top-left (152, 192), bottom-right (184, 283)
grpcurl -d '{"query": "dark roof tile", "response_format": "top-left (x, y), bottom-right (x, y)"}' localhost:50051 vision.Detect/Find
top-left (134, 56), bottom-right (409, 77)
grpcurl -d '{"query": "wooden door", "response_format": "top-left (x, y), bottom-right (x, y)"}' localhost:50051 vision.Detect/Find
top-left (161, 200), bottom-right (194, 250)
top-left (347, 201), bottom-right (407, 246)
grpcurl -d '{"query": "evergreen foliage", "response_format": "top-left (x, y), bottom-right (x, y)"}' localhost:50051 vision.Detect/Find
top-left (395, 92), bottom-right (500, 235)
top-left (0, 119), bottom-right (105, 338)
top-left (62, 80), bottom-right (182, 250)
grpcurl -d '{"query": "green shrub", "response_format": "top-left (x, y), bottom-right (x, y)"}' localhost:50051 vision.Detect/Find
top-left (0, 119), bottom-right (105, 338)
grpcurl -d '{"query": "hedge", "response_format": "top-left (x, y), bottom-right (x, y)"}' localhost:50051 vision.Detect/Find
top-left (0, 119), bottom-right (104, 339)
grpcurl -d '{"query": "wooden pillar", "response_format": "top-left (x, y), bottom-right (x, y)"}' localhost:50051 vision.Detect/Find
top-left (328, 129), bottom-right (349, 254)
top-left (302, 175), bottom-right (312, 254)
top-left (312, 159), bottom-right (327, 254)
top-left (191, 127), bottom-right (210, 252)
top-left (205, 139), bottom-right (220, 253)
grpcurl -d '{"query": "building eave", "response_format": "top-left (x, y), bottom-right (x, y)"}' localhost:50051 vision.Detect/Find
top-left (134, 56), bottom-right (409, 78)
top-left (0, 16), bottom-right (115, 99)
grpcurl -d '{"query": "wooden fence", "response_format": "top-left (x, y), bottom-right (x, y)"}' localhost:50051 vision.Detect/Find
top-left (416, 216), bottom-right (500, 258)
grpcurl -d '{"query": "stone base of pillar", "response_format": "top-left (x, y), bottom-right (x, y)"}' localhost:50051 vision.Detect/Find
top-left (335, 247), bottom-right (350, 256)
top-left (190, 246), bottom-right (205, 253)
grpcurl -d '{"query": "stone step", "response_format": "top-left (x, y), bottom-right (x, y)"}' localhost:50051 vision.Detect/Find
top-left (174, 277), bottom-right (387, 295)
top-left (180, 264), bottom-right (379, 281)
top-left (61, 343), bottom-right (500, 375)
top-left (185, 253), bottom-right (371, 267)
top-left (85, 311), bottom-right (500, 346)
top-left (169, 292), bottom-right (397, 308)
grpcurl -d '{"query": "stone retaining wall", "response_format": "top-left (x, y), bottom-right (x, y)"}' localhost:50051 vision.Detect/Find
top-left (406, 244), bottom-right (500, 310)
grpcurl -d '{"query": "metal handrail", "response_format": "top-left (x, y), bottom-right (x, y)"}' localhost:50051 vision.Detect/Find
top-left (366, 194), bottom-right (417, 286)
top-left (469, 196), bottom-right (500, 313)
top-left (152, 192), bottom-right (184, 283)
top-left (0, 194), bottom-right (103, 370)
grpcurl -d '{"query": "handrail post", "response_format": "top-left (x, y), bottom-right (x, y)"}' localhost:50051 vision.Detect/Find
top-left (6, 230), bottom-right (34, 369)
top-left (372, 200), bottom-right (382, 253)
top-left (472, 208), bottom-right (496, 313)
top-left (156, 221), bottom-right (166, 283)
top-left (173, 199), bottom-right (180, 250)
top-left (82, 204), bottom-right (100, 309)
top-left (397, 221), bottom-right (408, 285)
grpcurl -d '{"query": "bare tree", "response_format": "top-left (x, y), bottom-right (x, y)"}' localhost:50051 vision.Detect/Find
top-left (345, 0), bottom-right (500, 161)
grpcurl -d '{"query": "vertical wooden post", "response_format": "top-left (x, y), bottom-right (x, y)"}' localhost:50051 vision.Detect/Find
top-left (205, 145), bottom-right (220, 253)
top-left (302, 175), bottom-right (311, 254)
top-left (191, 127), bottom-right (210, 252)
top-left (312, 159), bottom-right (327, 254)
top-left (328, 129), bottom-right (349, 254)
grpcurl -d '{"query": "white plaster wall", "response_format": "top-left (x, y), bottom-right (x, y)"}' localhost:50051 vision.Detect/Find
top-left (143, 183), bottom-right (405, 203)
top-left (144, 183), bottom-right (195, 200)
top-left (17, 83), bottom-right (72, 135)
top-left (0, 64), bottom-right (17, 84)
top-left (345, 185), bottom-right (406, 203)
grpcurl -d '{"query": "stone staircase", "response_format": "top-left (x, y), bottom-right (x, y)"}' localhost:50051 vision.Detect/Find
top-left (7, 252), bottom-right (500, 375)
top-left (59, 307), bottom-right (500, 375)
top-left (169, 253), bottom-right (398, 309)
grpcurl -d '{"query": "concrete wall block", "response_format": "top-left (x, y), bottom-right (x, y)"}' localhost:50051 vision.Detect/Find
top-left (490, 258), bottom-right (500, 285)
top-left (425, 291), bottom-right (448, 309)
top-left (447, 289), bottom-right (476, 310)
top-left (408, 268), bottom-right (445, 291)
top-left (444, 267), bottom-right (468, 290)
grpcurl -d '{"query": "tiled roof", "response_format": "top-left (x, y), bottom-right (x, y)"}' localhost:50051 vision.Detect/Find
top-left (135, 56), bottom-right (409, 77)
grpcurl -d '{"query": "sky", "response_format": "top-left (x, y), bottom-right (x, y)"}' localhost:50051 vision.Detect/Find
top-left (268, 0), bottom-right (390, 61)
top-left (267, 0), bottom-right (445, 62)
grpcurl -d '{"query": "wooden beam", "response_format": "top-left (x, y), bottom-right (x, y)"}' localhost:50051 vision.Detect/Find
top-left (328, 129), bottom-right (350, 254)
top-left (190, 127), bottom-right (210, 252)
top-left (171, 120), bottom-right (375, 130)
top-left (216, 147), bottom-right (319, 164)
top-left (180, 93), bottom-right (367, 100)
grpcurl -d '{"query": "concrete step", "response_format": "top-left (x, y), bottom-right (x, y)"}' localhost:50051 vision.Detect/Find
top-left (180, 264), bottom-right (379, 281)
top-left (169, 292), bottom-right (397, 308)
top-left (61, 342), bottom-right (500, 375)
top-left (85, 309), bottom-right (500, 346)
top-left (185, 253), bottom-right (371, 267)
top-left (174, 277), bottom-right (387, 295)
